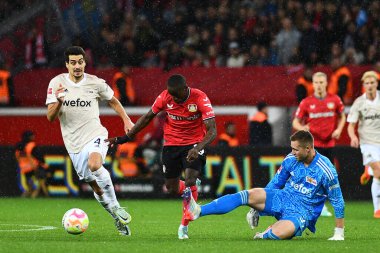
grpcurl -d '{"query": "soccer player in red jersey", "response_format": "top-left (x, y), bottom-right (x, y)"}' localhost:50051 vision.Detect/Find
top-left (106, 74), bottom-right (217, 239)
top-left (292, 71), bottom-right (346, 216)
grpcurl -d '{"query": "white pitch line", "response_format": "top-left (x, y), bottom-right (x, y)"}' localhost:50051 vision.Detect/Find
top-left (0, 224), bottom-right (57, 232)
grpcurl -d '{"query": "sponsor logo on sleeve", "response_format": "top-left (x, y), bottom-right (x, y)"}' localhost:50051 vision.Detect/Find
top-left (48, 88), bottom-right (52, 95)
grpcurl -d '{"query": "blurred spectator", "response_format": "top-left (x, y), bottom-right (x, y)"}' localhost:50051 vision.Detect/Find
top-left (295, 66), bottom-right (314, 103)
top-left (203, 45), bottom-right (225, 67)
top-left (275, 17), bottom-right (301, 65)
top-left (15, 131), bottom-right (36, 197)
top-left (0, 62), bottom-right (14, 106)
top-left (112, 65), bottom-right (136, 106)
top-left (249, 101), bottom-right (272, 146)
top-left (227, 42), bottom-right (245, 67)
top-left (24, 18), bottom-right (49, 69)
top-left (115, 139), bottom-right (141, 177)
top-left (218, 121), bottom-right (239, 147)
top-left (31, 146), bottom-right (50, 198)
top-left (328, 57), bottom-right (354, 104)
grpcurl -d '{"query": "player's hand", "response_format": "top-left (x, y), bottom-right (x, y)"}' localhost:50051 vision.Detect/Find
top-left (186, 148), bottom-right (199, 162)
top-left (105, 137), bottom-right (118, 148)
top-left (55, 86), bottom-right (66, 103)
top-left (350, 136), bottom-right (359, 148)
top-left (328, 227), bottom-right (344, 241)
top-left (331, 129), bottom-right (342, 139)
top-left (124, 121), bottom-right (134, 134)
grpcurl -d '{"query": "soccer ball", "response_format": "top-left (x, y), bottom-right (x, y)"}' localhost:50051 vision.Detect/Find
top-left (62, 208), bottom-right (89, 235)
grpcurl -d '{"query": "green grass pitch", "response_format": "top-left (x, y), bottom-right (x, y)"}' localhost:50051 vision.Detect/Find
top-left (0, 198), bottom-right (379, 253)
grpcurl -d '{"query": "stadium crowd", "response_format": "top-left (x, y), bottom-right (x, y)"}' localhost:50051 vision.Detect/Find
top-left (1, 0), bottom-right (380, 71)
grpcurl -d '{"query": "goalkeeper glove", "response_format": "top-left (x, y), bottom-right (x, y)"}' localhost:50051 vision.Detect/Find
top-left (328, 227), bottom-right (344, 241)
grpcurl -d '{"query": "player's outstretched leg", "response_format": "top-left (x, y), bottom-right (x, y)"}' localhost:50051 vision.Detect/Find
top-left (178, 179), bottom-right (201, 239)
top-left (184, 190), bottom-right (249, 221)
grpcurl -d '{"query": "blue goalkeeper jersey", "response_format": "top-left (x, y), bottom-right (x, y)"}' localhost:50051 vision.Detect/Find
top-left (266, 151), bottom-right (345, 227)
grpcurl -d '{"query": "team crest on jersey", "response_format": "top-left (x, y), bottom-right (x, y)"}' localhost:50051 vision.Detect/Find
top-left (327, 102), bottom-right (335, 109)
top-left (188, 104), bottom-right (197, 112)
top-left (306, 176), bottom-right (317, 186)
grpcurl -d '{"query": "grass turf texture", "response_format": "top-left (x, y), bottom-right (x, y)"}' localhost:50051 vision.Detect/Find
top-left (0, 198), bottom-right (379, 253)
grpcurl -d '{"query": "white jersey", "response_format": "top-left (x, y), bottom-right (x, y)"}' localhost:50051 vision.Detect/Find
top-left (46, 73), bottom-right (114, 153)
top-left (347, 91), bottom-right (380, 145)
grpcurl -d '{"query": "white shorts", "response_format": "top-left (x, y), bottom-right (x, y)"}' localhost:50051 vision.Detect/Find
top-left (360, 144), bottom-right (380, 166)
top-left (69, 136), bottom-right (109, 182)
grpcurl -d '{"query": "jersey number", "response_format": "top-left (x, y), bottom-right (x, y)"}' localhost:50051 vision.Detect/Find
top-left (94, 138), bottom-right (101, 145)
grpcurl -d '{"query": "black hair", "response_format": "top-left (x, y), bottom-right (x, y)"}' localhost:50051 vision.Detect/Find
top-left (64, 46), bottom-right (86, 63)
top-left (257, 101), bottom-right (267, 112)
top-left (16, 130), bottom-right (34, 151)
top-left (167, 74), bottom-right (186, 88)
top-left (290, 130), bottom-right (314, 147)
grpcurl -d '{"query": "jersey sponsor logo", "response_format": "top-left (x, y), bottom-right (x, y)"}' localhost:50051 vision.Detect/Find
top-left (188, 104), bottom-right (197, 112)
top-left (290, 181), bottom-right (312, 195)
top-left (167, 112), bottom-right (200, 121)
top-left (363, 113), bottom-right (380, 120)
top-left (309, 111), bottom-right (334, 118)
top-left (203, 103), bottom-right (212, 108)
top-left (306, 176), bottom-right (317, 186)
top-left (206, 111), bottom-right (214, 115)
top-left (167, 104), bottom-right (174, 109)
top-left (63, 98), bottom-right (92, 107)
top-left (327, 102), bottom-right (335, 109)
top-left (203, 97), bottom-right (209, 101)
top-left (48, 88), bottom-right (52, 95)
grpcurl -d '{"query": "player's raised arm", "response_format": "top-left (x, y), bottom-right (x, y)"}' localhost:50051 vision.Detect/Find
top-left (186, 117), bottom-right (217, 162)
top-left (106, 109), bottom-right (156, 146)
top-left (46, 86), bottom-right (66, 122)
top-left (107, 96), bottom-right (134, 132)
top-left (265, 154), bottom-right (292, 189)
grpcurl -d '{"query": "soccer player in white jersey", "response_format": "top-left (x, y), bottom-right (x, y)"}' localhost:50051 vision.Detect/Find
top-left (46, 46), bottom-right (134, 235)
top-left (183, 131), bottom-right (345, 240)
top-left (347, 71), bottom-right (380, 218)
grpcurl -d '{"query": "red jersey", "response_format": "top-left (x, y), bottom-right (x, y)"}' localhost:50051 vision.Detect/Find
top-left (295, 94), bottom-right (344, 147)
top-left (151, 88), bottom-right (215, 146)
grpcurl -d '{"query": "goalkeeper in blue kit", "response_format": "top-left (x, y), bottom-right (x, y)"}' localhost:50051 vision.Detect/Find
top-left (183, 130), bottom-right (345, 240)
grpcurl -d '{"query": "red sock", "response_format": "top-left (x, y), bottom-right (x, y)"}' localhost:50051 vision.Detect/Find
top-left (181, 185), bottom-right (198, 226)
top-left (178, 180), bottom-right (185, 195)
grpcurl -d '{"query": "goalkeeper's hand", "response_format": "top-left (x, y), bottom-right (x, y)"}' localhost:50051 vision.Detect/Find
top-left (328, 227), bottom-right (344, 241)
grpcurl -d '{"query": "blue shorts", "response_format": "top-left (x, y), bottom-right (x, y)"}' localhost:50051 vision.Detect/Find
top-left (260, 189), bottom-right (309, 237)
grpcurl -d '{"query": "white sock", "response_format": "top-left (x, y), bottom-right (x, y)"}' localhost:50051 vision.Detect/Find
top-left (93, 192), bottom-right (117, 220)
top-left (92, 167), bottom-right (120, 209)
top-left (371, 178), bottom-right (380, 212)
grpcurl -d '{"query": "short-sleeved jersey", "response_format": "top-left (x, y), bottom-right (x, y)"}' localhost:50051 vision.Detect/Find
top-left (151, 88), bottom-right (215, 146)
top-left (45, 73), bottom-right (114, 153)
top-left (347, 91), bottom-right (380, 145)
top-left (266, 152), bottom-right (345, 232)
top-left (295, 94), bottom-right (344, 147)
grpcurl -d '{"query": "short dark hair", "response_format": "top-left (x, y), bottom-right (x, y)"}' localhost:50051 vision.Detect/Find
top-left (290, 130), bottom-right (314, 147)
top-left (64, 46), bottom-right (86, 63)
top-left (257, 101), bottom-right (267, 111)
top-left (167, 74), bottom-right (186, 88)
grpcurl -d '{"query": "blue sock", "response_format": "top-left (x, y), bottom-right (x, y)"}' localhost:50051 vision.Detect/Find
top-left (263, 229), bottom-right (280, 240)
top-left (200, 190), bottom-right (249, 217)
